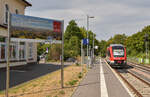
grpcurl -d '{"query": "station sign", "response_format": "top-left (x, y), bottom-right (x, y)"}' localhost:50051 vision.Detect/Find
top-left (83, 38), bottom-right (89, 45)
top-left (11, 14), bottom-right (63, 40)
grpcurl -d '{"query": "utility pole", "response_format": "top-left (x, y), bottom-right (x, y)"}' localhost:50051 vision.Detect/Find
top-left (86, 15), bottom-right (94, 68)
top-left (92, 33), bottom-right (95, 65)
top-left (87, 15), bottom-right (89, 68)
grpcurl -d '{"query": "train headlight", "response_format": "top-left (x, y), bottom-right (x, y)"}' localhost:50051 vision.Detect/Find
top-left (124, 61), bottom-right (127, 64)
top-left (110, 61), bottom-right (114, 64)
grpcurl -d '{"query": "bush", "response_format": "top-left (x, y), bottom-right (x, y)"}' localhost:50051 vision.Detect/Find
top-left (78, 72), bottom-right (82, 79)
top-left (68, 80), bottom-right (78, 86)
top-left (76, 63), bottom-right (81, 66)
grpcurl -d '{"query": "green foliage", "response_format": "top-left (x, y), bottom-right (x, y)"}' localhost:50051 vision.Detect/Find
top-left (64, 20), bottom-right (100, 59)
top-left (99, 40), bottom-right (107, 57)
top-left (76, 63), bottom-right (81, 66)
top-left (48, 44), bottom-right (61, 61)
top-left (68, 79), bottom-right (78, 86)
top-left (107, 34), bottom-right (127, 46)
top-left (99, 25), bottom-right (150, 58)
top-left (59, 90), bottom-right (65, 95)
top-left (37, 43), bottom-right (50, 56)
top-left (126, 26), bottom-right (150, 57)
top-left (78, 72), bottom-right (83, 78)
top-left (98, 34), bottom-right (127, 57)
top-left (65, 20), bottom-right (84, 40)
top-left (37, 20), bottom-right (100, 61)
top-left (64, 36), bottom-right (80, 59)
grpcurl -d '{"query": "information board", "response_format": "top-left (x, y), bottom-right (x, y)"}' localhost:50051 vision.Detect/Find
top-left (11, 14), bottom-right (63, 40)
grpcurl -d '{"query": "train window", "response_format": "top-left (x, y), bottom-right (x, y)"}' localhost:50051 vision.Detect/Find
top-left (112, 46), bottom-right (124, 57)
top-left (107, 50), bottom-right (110, 57)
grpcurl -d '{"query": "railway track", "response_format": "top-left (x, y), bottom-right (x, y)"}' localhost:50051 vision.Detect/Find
top-left (128, 61), bottom-right (150, 72)
top-left (114, 68), bottom-right (150, 97)
top-left (127, 62), bottom-right (150, 84)
top-left (105, 59), bottom-right (150, 97)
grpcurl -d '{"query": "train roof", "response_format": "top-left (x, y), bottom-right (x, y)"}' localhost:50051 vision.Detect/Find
top-left (110, 44), bottom-right (124, 47)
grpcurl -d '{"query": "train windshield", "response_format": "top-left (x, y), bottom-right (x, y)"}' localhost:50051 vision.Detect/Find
top-left (112, 46), bottom-right (124, 57)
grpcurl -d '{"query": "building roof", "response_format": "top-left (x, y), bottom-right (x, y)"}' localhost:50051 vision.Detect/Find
top-left (21, 0), bottom-right (32, 6)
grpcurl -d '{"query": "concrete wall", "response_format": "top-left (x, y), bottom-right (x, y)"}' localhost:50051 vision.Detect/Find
top-left (0, 0), bottom-right (26, 25)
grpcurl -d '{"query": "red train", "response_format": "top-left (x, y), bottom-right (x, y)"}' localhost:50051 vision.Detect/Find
top-left (106, 44), bottom-right (127, 68)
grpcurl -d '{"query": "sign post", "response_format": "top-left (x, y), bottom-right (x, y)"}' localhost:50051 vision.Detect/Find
top-left (6, 11), bottom-right (11, 97)
top-left (61, 20), bottom-right (64, 88)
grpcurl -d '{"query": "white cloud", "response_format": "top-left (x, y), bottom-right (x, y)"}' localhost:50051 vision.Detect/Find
top-left (26, 0), bottom-right (150, 40)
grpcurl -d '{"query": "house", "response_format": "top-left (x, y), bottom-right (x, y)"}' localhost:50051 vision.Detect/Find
top-left (0, 0), bottom-right (38, 68)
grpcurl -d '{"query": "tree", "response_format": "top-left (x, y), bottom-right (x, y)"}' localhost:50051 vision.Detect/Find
top-left (64, 36), bottom-right (80, 59)
top-left (65, 20), bottom-right (84, 40)
top-left (64, 20), bottom-right (100, 59)
top-left (99, 40), bottom-right (107, 57)
top-left (64, 20), bottom-right (82, 59)
top-left (48, 44), bottom-right (61, 60)
top-left (99, 25), bottom-right (150, 58)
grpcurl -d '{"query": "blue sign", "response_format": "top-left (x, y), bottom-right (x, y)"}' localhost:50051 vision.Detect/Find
top-left (83, 38), bottom-right (89, 45)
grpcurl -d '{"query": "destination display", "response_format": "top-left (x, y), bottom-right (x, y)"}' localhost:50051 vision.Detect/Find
top-left (11, 14), bottom-right (62, 40)
top-left (113, 49), bottom-right (124, 56)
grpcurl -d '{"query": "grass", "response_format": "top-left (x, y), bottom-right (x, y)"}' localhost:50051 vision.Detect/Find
top-left (0, 64), bottom-right (87, 97)
top-left (32, 84), bottom-right (38, 87)
top-left (68, 80), bottom-right (78, 86)
top-left (78, 72), bottom-right (83, 79)
top-left (59, 90), bottom-right (65, 95)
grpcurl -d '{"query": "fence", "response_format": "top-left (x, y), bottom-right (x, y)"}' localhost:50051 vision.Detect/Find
top-left (127, 57), bottom-right (150, 64)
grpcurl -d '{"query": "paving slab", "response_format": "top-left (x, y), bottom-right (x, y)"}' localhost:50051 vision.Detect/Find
top-left (72, 64), bottom-right (100, 97)
top-left (102, 59), bottom-right (132, 97)
top-left (72, 58), bottom-right (133, 97)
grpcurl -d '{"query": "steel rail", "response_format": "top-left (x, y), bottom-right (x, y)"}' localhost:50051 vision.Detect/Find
top-left (128, 61), bottom-right (150, 71)
top-left (114, 69), bottom-right (143, 97)
top-left (128, 70), bottom-right (150, 87)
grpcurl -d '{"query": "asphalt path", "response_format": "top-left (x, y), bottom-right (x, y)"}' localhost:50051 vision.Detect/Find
top-left (0, 63), bottom-right (68, 91)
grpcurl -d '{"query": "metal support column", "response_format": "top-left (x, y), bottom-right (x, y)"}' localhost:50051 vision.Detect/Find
top-left (61, 20), bottom-right (64, 88)
top-left (6, 11), bottom-right (11, 97)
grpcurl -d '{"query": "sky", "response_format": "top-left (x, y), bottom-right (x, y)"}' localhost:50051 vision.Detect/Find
top-left (25, 0), bottom-right (150, 41)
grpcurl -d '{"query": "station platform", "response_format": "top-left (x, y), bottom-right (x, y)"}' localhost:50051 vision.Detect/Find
top-left (71, 58), bottom-right (134, 97)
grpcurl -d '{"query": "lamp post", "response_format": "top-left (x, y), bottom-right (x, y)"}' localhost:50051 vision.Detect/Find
top-left (87, 15), bottom-right (94, 67)
top-left (92, 33), bottom-right (95, 65)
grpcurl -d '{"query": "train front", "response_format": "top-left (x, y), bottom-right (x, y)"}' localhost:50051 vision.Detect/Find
top-left (110, 45), bottom-right (127, 68)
